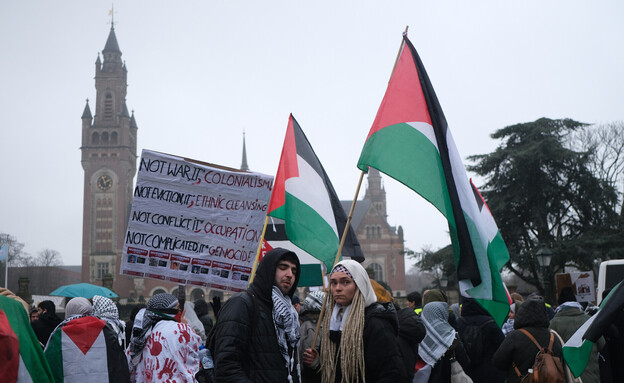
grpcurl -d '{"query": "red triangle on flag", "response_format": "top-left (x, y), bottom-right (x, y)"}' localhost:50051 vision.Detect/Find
top-left (62, 316), bottom-right (106, 355)
top-left (267, 114), bottom-right (299, 214)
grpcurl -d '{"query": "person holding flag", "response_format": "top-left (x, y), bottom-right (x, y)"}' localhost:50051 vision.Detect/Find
top-left (302, 260), bottom-right (404, 383)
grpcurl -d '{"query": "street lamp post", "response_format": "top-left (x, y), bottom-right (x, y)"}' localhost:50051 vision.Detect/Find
top-left (536, 245), bottom-right (553, 303)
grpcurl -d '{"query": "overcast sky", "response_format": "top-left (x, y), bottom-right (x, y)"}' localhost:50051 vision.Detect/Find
top-left (1, 1), bottom-right (622, 268)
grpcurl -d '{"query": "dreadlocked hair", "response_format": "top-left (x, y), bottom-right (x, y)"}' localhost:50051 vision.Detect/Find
top-left (320, 288), bottom-right (367, 383)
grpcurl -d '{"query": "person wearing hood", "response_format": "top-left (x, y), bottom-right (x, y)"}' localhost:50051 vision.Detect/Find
top-left (549, 287), bottom-right (603, 383)
top-left (303, 260), bottom-right (404, 383)
top-left (92, 295), bottom-right (126, 348)
top-left (397, 303), bottom-right (426, 382)
top-left (493, 298), bottom-right (564, 383)
top-left (457, 297), bottom-right (505, 383)
top-left (414, 301), bottom-right (470, 383)
top-left (31, 300), bottom-right (61, 348)
top-left (214, 247), bottom-right (302, 383)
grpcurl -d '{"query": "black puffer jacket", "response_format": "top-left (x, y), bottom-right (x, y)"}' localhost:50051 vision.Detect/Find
top-left (397, 307), bottom-right (426, 382)
top-left (214, 248), bottom-right (301, 383)
top-left (492, 299), bottom-right (563, 383)
top-left (334, 302), bottom-right (405, 383)
top-left (457, 298), bottom-right (505, 383)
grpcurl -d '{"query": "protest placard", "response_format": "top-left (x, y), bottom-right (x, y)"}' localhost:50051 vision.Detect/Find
top-left (121, 150), bottom-right (273, 292)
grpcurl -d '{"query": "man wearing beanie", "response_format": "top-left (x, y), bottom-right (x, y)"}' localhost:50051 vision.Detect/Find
top-left (214, 247), bottom-right (301, 382)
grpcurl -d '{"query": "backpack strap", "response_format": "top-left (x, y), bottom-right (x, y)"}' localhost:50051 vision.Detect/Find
top-left (546, 331), bottom-right (555, 353)
top-left (518, 328), bottom-right (546, 351)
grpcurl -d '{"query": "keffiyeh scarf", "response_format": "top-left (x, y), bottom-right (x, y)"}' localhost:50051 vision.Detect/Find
top-left (93, 295), bottom-right (126, 346)
top-left (129, 293), bottom-right (179, 366)
top-left (418, 301), bottom-right (456, 366)
top-left (271, 286), bottom-right (301, 383)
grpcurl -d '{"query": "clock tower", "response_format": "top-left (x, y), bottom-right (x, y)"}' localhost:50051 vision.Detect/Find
top-left (81, 24), bottom-right (138, 293)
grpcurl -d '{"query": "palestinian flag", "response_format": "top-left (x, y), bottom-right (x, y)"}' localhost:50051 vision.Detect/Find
top-left (44, 316), bottom-right (127, 382)
top-left (357, 34), bottom-right (510, 326)
top-left (0, 295), bottom-right (54, 383)
top-left (268, 114), bottom-right (363, 270)
top-left (563, 281), bottom-right (624, 377)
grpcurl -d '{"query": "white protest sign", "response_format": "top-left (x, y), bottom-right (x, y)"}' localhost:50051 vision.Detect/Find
top-left (121, 150), bottom-right (273, 292)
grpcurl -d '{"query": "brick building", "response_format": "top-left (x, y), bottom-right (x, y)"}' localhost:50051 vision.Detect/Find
top-left (343, 168), bottom-right (406, 297)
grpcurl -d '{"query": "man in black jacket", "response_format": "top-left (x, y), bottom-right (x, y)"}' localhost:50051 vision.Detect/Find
top-left (31, 300), bottom-right (61, 347)
top-left (214, 248), bottom-right (301, 382)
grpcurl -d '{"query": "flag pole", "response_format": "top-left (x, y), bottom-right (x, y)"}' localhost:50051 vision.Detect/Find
top-left (390, 25), bottom-right (409, 80)
top-left (310, 27), bottom-right (409, 350)
top-left (311, 170), bottom-right (366, 349)
top-left (249, 215), bottom-right (270, 283)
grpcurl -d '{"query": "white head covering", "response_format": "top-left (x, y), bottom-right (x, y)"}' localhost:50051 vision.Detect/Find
top-left (65, 297), bottom-right (92, 317)
top-left (332, 260), bottom-right (377, 307)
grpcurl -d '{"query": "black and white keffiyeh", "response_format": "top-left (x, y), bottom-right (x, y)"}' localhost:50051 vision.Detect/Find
top-left (92, 295), bottom-right (125, 346)
top-left (128, 293), bottom-right (179, 366)
top-left (271, 286), bottom-right (301, 383)
top-left (418, 301), bottom-right (456, 366)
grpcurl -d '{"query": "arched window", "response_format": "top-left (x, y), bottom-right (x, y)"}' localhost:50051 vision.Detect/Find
top-left (101, 131), bottom-right (109, 144)
top-left (111, 131), bottom-right (118, 144)
top-left (376, 226), bottom-right (381, 238)
top-left (92, 132), bottom-right (100, 145)
top-left (370, 262), bottom-right (383, 281)
top-left (366, 226), bottom-right (371, 238)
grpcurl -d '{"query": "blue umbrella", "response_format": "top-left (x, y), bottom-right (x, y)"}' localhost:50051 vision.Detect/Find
top-left (50, 283), bottom-right (118, 299)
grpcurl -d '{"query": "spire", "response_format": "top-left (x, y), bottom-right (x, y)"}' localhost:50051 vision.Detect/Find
top-left (130, 110), bottom-right (138, 128)
top-left (82, 99), bottom-right (92, 119)
top-left (103, 25), bottom-right (121, 54)
top-left (240, 131), bottom-right (249, 171)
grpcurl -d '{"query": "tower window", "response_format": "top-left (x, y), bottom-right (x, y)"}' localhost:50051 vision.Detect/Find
top-left (97, 262), bottom-right (109, 279)
top-left (102, 131), bottom-right (109, 144)
top-left (95, 197), bottom-right (113, 252)
top-left (370, 262), bottom-right (383, 281)
top-left (111, 132), bottom-right (118, 144)
top-left (92, 132), bottom-right (100, 145)
top-left (104, 93), bottom-right (113, 120)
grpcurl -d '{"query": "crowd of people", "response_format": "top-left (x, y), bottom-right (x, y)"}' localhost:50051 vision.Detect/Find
top-left (1, 247), bottom-right (623, 383)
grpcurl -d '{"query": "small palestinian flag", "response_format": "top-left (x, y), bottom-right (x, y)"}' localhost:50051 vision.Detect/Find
top-left (563, 281), bottom-right (624, 377)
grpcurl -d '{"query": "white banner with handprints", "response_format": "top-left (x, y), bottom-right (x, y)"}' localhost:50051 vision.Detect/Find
top-left (121, 149), bottom-right (273, 292)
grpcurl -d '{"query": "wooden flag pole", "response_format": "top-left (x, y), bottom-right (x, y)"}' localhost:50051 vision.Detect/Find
top-left (309, 27), bottom-right (409, 352)
top-left (311, 170), bottom-right (366, 350)
top-left (390, 25), bottom-right (409, 80)
top-left (249, 215), bottom-right (270, 283)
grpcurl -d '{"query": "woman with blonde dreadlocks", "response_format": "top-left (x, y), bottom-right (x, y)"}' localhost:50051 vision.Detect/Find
top-left (303, 260), bottom-right (404, 383)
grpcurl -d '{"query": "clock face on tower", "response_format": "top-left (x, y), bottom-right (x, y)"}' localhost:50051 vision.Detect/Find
top-left (97, 174), bottom-right (113, 191)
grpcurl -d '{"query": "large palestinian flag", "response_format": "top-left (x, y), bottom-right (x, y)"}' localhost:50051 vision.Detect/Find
top-left (563, 281), bottom-right (624, 377)
top-left (357, 34), bottom-right (510, 325)
top-left (268, 114), bottom-right (363, 271)
top-left (0, 295), bottom-right (54, 383)
top-left (44, 316), bottom-right (128, 382)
